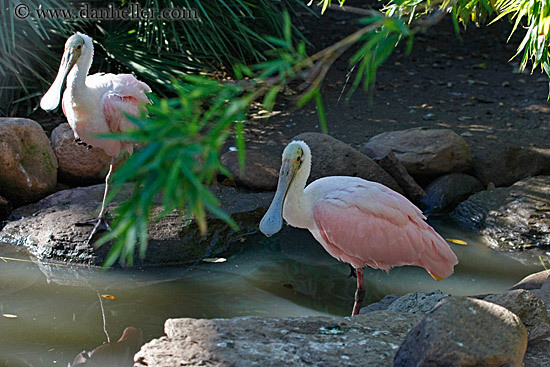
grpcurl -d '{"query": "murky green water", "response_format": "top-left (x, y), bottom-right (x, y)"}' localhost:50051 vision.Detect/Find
top-left (0, 217), bottom-right (545, 367)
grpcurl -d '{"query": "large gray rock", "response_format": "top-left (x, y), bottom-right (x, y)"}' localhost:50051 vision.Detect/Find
top-left (361, 128), bottom-right (473, 181)
top-left (0, 184), bottom-right (273, 266)
top-left (421, 173), bottom-right (484, 214)
top-left (51, 123), bottom-right (121, 185)
top-left (483, 289), bottom-right (550, 343)
top-left (451, 176), bottom-right (550, 261)
top-left (220, 149), bottom-right (279, 191)
top-left (134, 311), bottom-right (425, 367)
top-left (292, 132), bottom-right (403, 194)
top-left (0, 118), bottom-right (58, 205)
top-left (394, 297), bottom-right (528, 367)
top-left (473, 146), bottom-right (550, 187)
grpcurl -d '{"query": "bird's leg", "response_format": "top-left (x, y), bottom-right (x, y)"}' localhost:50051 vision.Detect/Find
top-left (351, 267), bottom-right (365, 316)
top-left (77, 158), bottom-right (114, 244)
top-left (347, 264), bottom-right (357, 278)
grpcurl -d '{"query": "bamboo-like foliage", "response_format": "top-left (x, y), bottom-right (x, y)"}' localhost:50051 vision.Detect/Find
top-left (0, 0), bottom-right (74, 115)
top-left (0, 0), bottom-right (308, 115)
top-left (97, 12), bottom-right (414, 266)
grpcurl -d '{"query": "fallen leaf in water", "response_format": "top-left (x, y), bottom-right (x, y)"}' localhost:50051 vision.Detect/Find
top-left (446, 238), bottom-right (468, 245)
top-left (3, 314), bottom-right (18, 319)
top-left (101, 294), bottom-right (116, 300)
top-left (202, 258), bottom-right (227, 263)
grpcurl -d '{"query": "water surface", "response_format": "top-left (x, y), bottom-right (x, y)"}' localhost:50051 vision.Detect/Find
top-left (0, 217), bottom-right (545, 366)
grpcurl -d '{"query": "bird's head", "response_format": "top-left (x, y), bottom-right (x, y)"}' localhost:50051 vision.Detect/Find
top-left (259, 140), bottom-right (310, 237)
top-left (40, 33), bottom-right (91, 111)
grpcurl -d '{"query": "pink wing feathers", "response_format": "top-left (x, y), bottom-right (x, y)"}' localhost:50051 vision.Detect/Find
top-left (312, 182), bottom-right (458, 279)
top-left (94, 74), bottom-right (151, 156)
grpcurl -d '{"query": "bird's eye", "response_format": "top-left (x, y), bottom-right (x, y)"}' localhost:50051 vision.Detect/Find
top-left (296, 156), bottom-right (301, 162)
top-left (77, 44), bottom-right (82, 50)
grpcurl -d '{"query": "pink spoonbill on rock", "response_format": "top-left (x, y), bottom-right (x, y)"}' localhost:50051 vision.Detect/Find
top-left (260, 141), bottom-right (459, 316)
top-left (41, 32), bottom-right (151, 243)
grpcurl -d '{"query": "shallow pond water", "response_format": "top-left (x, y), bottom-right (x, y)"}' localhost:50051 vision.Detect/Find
top-left (0, 216), bottom-right (545, 366)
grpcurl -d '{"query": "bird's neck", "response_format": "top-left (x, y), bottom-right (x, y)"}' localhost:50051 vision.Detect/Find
top-left (66, 50), bottom-right (92, 99)
top-left (283, 154), bottom-right (313, 229)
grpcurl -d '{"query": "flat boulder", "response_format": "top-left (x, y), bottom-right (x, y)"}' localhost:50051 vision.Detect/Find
top-left (51, 123), bottom-right (120, 185)
top-left (0, 184), bottom-right (273, 266)
top-left (220, 149), bottom-right (280, 191)
top-left (394, 297), bottom-right (527, 367)
top-left (421, 173), bottom-right (484, 214)
top-left (134, 311), bottom-right (424, 367)
top-left (361, 128), bottom-right (473, 182)
top-left (292, 132), bottom-right (403, 194)
top-left (451, 176), bottom-right (550, 263)
top-left (0, 118), bottom-right (58, 205)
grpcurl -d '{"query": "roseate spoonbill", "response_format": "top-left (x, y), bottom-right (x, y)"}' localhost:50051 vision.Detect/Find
top-left (40, 33), bottom-right (151, 243)
top-left (260, 141), bottom-right (459, 316)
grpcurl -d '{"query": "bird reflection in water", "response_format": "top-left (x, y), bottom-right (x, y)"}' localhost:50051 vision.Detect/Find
top-left (69, 327), bottom-right (143, 367)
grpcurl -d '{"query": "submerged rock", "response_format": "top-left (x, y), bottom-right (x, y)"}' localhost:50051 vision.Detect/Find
top-left (134, 311), bottom-right (424, 367)
top-left (394, 297), bottom-right (528, 367)
top-left (451, 176), bottom-right (550, 260)
top-left (0, 184), bottom-right (272, 266)
top-left (292, 132), bottom-right (403, 194)
top-left (361, 127), bottom-right (473, 182)
top-left (0, 118), bottom-right (58, 205)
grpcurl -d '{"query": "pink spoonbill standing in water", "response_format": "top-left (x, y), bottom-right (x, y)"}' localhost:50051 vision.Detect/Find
top-left (41, 32), bottom-right (151, 243)
top-left (260, 141), bottom-right (459, 316)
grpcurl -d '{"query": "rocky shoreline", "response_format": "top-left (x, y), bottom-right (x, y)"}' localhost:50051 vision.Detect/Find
top-left (1, 118), bottom-right (548, 266)
top-left (1, 117), bottom-right (549, 366)
top-left (134, 272), bottom-right (550, 367)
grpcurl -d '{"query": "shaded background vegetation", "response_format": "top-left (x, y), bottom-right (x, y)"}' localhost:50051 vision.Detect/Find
top-left (1, 0), bottom-right (308, 115)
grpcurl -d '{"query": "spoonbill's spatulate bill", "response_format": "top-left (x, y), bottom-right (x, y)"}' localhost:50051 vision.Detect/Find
top-left (260, 141), bottom-right (459, 316)
top-left (41, 33), bottom-right (151, 244)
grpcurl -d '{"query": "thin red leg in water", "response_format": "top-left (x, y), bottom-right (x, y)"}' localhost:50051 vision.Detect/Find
top-left (352, 267), bottom-right (365, 316)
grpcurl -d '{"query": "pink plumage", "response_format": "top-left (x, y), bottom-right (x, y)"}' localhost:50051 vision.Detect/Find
top-left (41, 32), bottom-right (152, 244)
top-left (260, 140), bottom-right (459, 315)
top-left (311, 180), bottom-right (458, 279)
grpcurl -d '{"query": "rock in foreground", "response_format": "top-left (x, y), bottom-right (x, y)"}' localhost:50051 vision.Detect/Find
top-left (394, 297), bottom-right (528, 367)
top-left (134, 312), bottom-right (424, 367)
top-left (0, 118), bottom-right (58, 205)
top-left (0, 184), bottom-right (272, 266)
